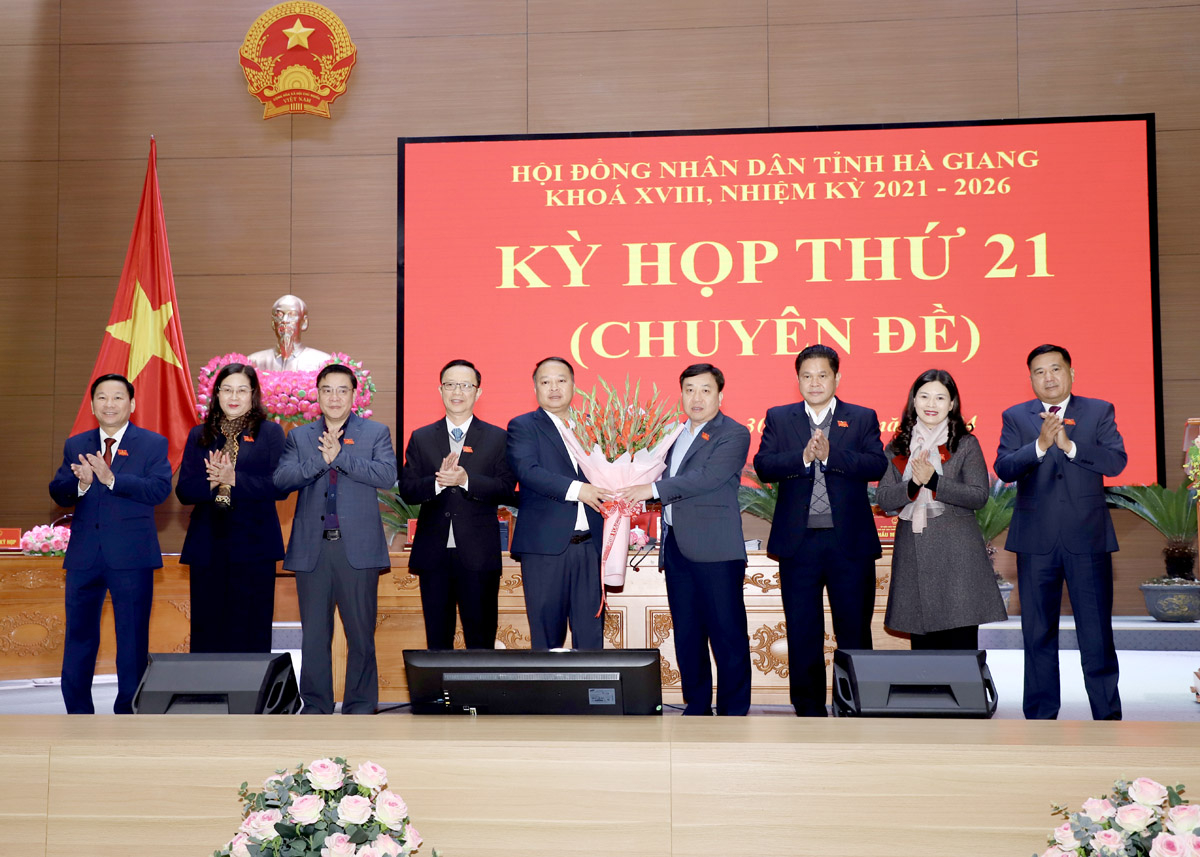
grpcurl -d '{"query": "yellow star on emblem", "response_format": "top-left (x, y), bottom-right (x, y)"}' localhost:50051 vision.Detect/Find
top-left (282, 17), bottom-right (316, 49)
top-left (105, 281), bottom-right (184, 381)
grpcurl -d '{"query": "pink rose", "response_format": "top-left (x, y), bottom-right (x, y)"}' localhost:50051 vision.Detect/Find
top-left (306, 758), bottom-right (346, 791)
top-left (1168, 804), bottom-right (1200, 836)
top-left (227, 832), bottom-right (253, 857)
top-left (374, 790), bottom-right (409, 829)
top-left (239, 808), bottom-right (283, 840)
top-left (373, 834), bottom-right (402, 856)
top-left (1091, 828), bottom-right (1127, 855)
top-left (355, 761), bottom-right (388, 791)
top-left (1054, 822), bottom-right (1082, 849)
top-left (1151, 833), bottom-right (1188, 857)
top-left (356, 846), bottom-right (384, 857)
top-left (1187, 834), bottom-right (1200, 856)
top-left (289, 793), bottom-right (325, 825)
top-left (321, 832), bottom-right (357, 857)
top-left (1082, 798), bottom-right (1118, 821)
top-left (1117, 802), bottom-right (1157, 832)
top-left (1041, 848), bottom-right (1073, 857)
top-left (629, 527), bottom-right (649, 548)
top-left (406, 824), bottom-right (423, 850)
top-left (1130, 778), bottom-right (1170, 806)
top-left (337, 794), bottom-right (373, 826)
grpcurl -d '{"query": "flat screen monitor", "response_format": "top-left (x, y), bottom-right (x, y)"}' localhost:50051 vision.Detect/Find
top-left (403, 648), bottom-right (663, 715)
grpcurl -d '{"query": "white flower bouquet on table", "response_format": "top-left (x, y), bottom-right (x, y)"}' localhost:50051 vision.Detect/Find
top-left (213, 758), bottom-right (435, 857)
top-left (1037, 777), bottom-right (1198, 857)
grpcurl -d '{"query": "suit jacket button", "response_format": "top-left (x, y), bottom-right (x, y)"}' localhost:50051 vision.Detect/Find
top-left (1056, 474), bottom-right (1064, 479)
top-left (445, 512), bottom-right (451, 517)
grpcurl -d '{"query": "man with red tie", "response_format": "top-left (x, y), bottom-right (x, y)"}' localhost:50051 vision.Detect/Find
top-left (995, 344), bottom-right (1127, 720)
top-left (49, 374), bottom-right (173, 714)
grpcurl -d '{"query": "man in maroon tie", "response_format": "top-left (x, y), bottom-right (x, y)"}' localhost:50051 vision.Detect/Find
top-left (995, 345), bottom-right (1127, 720)
top-left (49, 374), bottom-right (173, 713)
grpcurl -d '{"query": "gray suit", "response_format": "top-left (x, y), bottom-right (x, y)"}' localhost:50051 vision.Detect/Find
top-left (875, 434), bottom-right (1006, 636)
top-left (274, 412), bottom-right (397, 713)
top-left (657, 411), bottom-right (752, 715)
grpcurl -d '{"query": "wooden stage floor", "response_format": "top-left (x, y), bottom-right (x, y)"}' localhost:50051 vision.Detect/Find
top-left (4, 715), bottom-right (1196, 856)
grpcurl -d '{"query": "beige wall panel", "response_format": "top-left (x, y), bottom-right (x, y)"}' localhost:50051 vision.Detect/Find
top-left (365, 390), bottom-right (398, 448)
top-left (1158, 254), bottom-right (1200, 383)
top-left (59, 42), bottom-right (291, 162)
top-left (1020, 0), bottom-right (1200, 13)
top-left (1154, 130), bottom-right (1200, 257)
top-left (769, 0), bottom-right (1014, 26)
top-left (0, 745), bottom-right (49, 853)
top-left (53, 277), bottom-right (119, 393)
top-left (291, 155), bottom-right (394, 273)
top-left (292, 35), bottom-right (528, 157)
top-left (60, 0), bottom-right (526, 44)
top-left (288, 272), bottom-right (397, 391)
top-left (58, 157), bottom-right (292, 278)
top-left (770, 16), bottom-right (1017, 127)
top-left (530, 0), bottom-right (766, 32)
top-left (0, 0), bottom-right (58, 45)
top-left (0, 161), bottom-right (58, 278)
top-left (0, 44), bottom-right (59, 159)
top-left (529, 27), bottom-right (768, 134)
top-left (0, 394), bottom-right (57, 528)
top-left (1018, 7), bottom-right (1200, 131)
top-left (0, 279), bottom-right (56, 389)
top-left (173, 273), bottom-right (294, 372)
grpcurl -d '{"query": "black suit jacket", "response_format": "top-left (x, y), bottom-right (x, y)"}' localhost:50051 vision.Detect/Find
top-left (754, 399), bottom-right (888, 560)
top-left (399, 417), bottom-right (516, 574)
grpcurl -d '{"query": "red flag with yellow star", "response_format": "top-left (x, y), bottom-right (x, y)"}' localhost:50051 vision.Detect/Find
top-left (70, 138), bottom-right (198, 469)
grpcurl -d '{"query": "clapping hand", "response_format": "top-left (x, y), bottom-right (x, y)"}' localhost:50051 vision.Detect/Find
top-left (70, 454), bottom-right (95, 486)
top-left (206, 450), bottom-right (236, 488)
top-left (435, 451), bottom-right (467, 488)
top-left (911, 448), bottom-right (935, 486)
top-left (319, 428), bottom-right (343, 464)
top-left (804, 428), bottom-right (829, 465)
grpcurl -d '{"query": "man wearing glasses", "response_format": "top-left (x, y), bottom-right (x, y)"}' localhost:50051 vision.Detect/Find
top-left (275, 364), bottom-right (397, 714)
top-left (399, 359), bottom-right (516, 649)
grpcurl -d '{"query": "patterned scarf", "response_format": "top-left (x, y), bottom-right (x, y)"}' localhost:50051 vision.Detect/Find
top-left (214, 414), bottom-right (249, 507)
top-left (899, 418), bottom-right (948, 534)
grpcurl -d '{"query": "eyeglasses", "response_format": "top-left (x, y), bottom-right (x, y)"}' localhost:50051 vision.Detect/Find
top-left (319, 386), bottom-right (353, 397)
top-left (217, 386), bottom-right (252, 396)
top-left (440, 382), bottom-right (478, 392)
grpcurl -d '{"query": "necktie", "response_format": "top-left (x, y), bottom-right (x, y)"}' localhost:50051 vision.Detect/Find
top-left (103, 438), bottom-right (116, 466)
top-left (450, 427), bottom-right (464, 443)
top-left (1049, 405), bottom-right (1061, 415)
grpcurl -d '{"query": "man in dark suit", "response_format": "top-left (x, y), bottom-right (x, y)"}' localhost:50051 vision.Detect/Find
top-left (506, 356), bottom-right (607, 650)
top-left (995, 344), bottom-right (1127, 720)
top-left (399, 359), bottom-right (516, 649)
top-left (274, 364), bottom-right (398, 714)
top-left (49, 373), bottom-right (172, 714)
top-left (754, 345), bottom-right (888, 716)
top-left (621, 364), bottom-right (752, 715)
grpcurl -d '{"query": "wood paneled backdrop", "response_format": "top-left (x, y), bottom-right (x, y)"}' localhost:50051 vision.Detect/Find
top-left (1, 0), bottom-right (1197, 614)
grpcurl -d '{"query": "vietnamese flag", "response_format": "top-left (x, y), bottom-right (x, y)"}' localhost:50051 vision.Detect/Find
top-left (70, 137), bottom-right (198, 469)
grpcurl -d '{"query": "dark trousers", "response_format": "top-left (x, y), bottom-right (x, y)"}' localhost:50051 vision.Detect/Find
top-left (520, 537), bottom-right (604, 650)
top-left (62, 561), bottom-right (153, 714)
top-left (910, 625), bottom-right (978, 650)
top-left (779, 530), bottom-right (877, 716)
top-left (1018, 546), bottom-right (1121, 720)
top-left (662, 529), bottom-right (751, 716)
top-left (417, 548), bottom-right (501, 649)
top-left (295, 538), bottom-right (380, 714)
top-left (188, 559), bottom-right (276, 653)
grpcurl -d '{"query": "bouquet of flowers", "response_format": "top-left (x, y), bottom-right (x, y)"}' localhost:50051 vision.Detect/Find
top-left (21, 524), bottom-right (70, 556)
top-left (213, 757), bottom-right (433, 857)
top-left (1186, 437), bottom-right (1200, 491)
top-left (196, 352), bottom-right (375, 425)
top-left (1037, 777), bottom-right (1198, 857)
top-left (559, 376), bottom-right (683, 587)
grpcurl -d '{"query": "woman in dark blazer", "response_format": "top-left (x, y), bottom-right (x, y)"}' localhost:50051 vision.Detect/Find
top-left (176, 363), bottom-right (286, 652)
top-left (875, 369), bottom-right (1006, 649)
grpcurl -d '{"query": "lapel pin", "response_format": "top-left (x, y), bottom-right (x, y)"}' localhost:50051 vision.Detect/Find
top-left (243, 435), bottom-right (255, 442)
top-left (1064, 418), bottom-right (1076, 426)
top-left (117, 449), bottom-right (129, 457)
top-left (700, 432), bottom-right (710, 441)
top-left (463, 445), bottom-right (473, 453)
top-left (344, 438), bottom-right (355, 445)
top-left (837, 420), bottom-right (849, 428)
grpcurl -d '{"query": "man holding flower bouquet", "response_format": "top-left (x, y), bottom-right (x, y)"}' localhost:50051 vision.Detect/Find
top-left (620, 364), bottom-right (752, 716)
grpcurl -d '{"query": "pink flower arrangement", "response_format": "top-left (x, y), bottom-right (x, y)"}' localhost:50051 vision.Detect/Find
top-left (20, 524), bottom-right (70, 556)
top-left (213, 757), bottom-right (432, 857)
top-left (196, 352), bottom-right (375, 425)
top-left (1039, 777), bottom-right (1197, 857)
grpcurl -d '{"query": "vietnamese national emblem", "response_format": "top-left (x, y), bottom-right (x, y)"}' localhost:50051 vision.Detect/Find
top-left (239, 2), bottom-right (356, 119)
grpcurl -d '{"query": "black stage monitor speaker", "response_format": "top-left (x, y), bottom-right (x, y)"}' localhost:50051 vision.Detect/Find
top-left (832, 649), bottom-right (997, 718)
top-left (133, 652), bottom-right (301, 714)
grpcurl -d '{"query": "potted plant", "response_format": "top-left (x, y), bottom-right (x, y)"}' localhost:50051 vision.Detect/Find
top-left (378, 483), bottom-right (420, 547)
top-left (738, 467), bottom-right (777, 523)
top-left (1106, 484), bottom-right (1199, 622)
top-left (976, 479), bottom-right (1017, 611)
